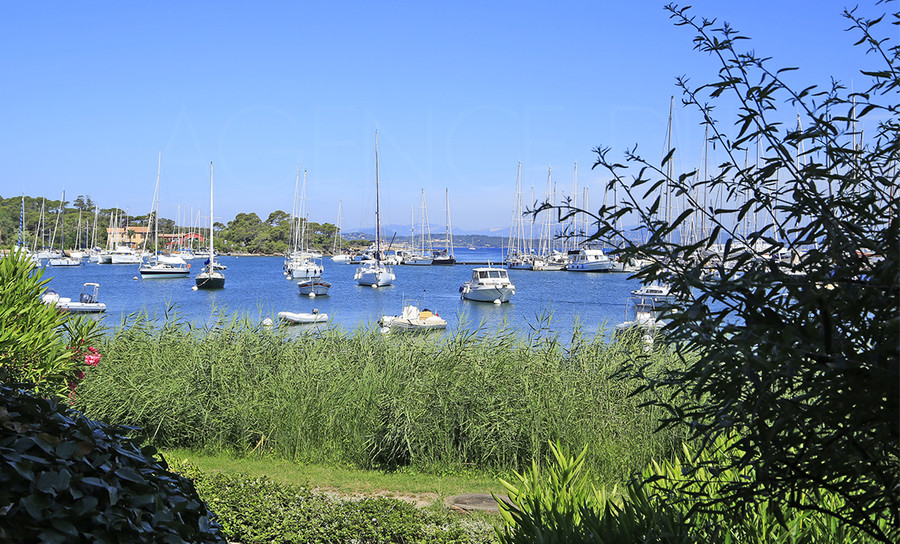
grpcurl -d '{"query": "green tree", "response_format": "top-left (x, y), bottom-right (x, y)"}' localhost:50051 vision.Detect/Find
top-left (538, 4), bottom-right (898, 541)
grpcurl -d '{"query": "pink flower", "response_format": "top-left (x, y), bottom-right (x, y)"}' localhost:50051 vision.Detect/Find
top-left (84, 354), bottom-right (101, 367)
top-left (88, 346), bottom-right (98, 353)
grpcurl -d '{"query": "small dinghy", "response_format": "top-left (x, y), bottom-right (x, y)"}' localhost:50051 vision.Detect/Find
top-left (278, 308), bottom-right (328, 324)
top-left (41, 282), bottom-right (107, 313)
top-left (379, 305), bottom-right (447, 332)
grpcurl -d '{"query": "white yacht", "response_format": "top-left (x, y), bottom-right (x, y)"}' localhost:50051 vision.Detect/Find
top-left (631, 281), bottom-right (676, 304)
top-left (110, 245), bottom-right (142, 265)
top-left (565, 248), bottom-right (613, 272)
top-left (460, 266), bottom-right (516, 303)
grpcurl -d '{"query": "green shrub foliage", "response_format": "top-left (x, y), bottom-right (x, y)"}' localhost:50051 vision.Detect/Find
top-left (170, 459), bottom-right (496, 544)
top-left (0, 384), bottom-right (225, 543)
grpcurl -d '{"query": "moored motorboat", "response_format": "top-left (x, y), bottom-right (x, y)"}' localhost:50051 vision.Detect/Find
top-left (298, 278), bottom-right (331, 296)
top-left (565, 247), bottom-right (613, 272)
top-left (631, 281), bottom-right (676, 304)
top-left (460, 266), bottom-right (516, 303)
top-left (41, 282), bottom-right (106, 313)
top-left (278, 308), bottom-right (328, 324)
top-left (379, 305), bottom-right (447, 331)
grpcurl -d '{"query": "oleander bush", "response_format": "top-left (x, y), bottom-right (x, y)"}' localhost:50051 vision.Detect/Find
top-left (0, 251), bottom-right (105, 400)
top-left (0, 384), bottom-right (225, 543)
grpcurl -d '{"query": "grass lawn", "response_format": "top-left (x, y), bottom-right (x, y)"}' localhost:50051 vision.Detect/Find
top-left (163, 448), bottom-right (508, 509)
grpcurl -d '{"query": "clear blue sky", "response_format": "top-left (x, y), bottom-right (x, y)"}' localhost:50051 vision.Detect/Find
top-left (0, 1), bottom-right (877, 233)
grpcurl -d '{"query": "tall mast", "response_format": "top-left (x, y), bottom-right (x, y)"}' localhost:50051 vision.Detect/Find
top-left (154, 152), bottom-right (161, 255)
top-left (445, 188), bottom-right (453, 256)
top-left (374, 129), bottom-right (382, 260)
top-left (209, 162), bottom-right (214, 260)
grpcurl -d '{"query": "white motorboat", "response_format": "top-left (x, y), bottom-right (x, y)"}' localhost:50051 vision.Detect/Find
top-left (48, 254), bottom-right (82, 267)
top-left (278, 309), bottom-right (327, 324)
top-left (331, 253), bottom-right (353, 263)
top-left (460, 266), bottom-right (516, 303)
top-left (379, 305), bottom-right (447, 332)
top-left (565, 247), bottom-right (613, 272)
top-left (41, 283), bottom-right (106, 313)
top-left (298, 278), bottom-right (331, 296)
top-left (615, 297), bottom-right (664, 337)
top-left (631, 281), bottom-right (676, 303)
top-left (356, 130), bottom-right (395, 288)
top-left (110, 245), bottom-right (142, 265)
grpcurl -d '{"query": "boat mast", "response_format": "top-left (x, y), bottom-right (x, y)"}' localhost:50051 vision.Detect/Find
top-left (445, 188), bottom-right (453, 257)
top-left (153, 152), bottom-right (161, 257)
top-left (374, 129), bottom-right (382, 261)
top-left (209, 162), bottom-right (214, 263)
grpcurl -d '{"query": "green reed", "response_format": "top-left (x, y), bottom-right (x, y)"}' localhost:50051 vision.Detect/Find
top-left (76, 310), bottom-right (683, 484)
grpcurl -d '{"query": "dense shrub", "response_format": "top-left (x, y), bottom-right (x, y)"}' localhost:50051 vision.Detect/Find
top-left (170, 459), bottom-right (497, 544)
top-left (0, 384), bottom-right (225, 543)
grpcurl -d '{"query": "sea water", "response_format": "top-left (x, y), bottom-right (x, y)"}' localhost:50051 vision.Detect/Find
top-left (38, 248), bottom-right (644, 337)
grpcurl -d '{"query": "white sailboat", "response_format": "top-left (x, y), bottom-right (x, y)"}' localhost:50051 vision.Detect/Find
top-left (355, 130), bottom-right (395, 287)
top-left (140, 153), bottom-right (190, 279)
top-left (505, 162), bottom-right (534, 270)
top-left (195, 162), bottom-right (225, 289)
top-left (403, 190), bottom-right (433, 265)
top-left (431, 188), bottom-right (456, 265)
top-left (331, 200), bottom-right (352, 263)
top-left (284, 167), bottom-right (324, 280)
top-left (47, 191), bottom-right (83, 267)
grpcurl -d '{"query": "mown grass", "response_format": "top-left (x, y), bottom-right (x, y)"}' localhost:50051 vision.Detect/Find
top-left (162, 447), bottom-right (505, 503)
top-left (77, 310), bottom-right (684, 484)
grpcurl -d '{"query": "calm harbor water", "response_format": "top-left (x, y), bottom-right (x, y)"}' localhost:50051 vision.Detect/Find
top-left (40, 247), bottom-right (644, 337)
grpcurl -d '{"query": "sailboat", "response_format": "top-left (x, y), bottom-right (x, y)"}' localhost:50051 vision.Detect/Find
top-left (505, 162), bottom-right (534, 270)
top-left (140, 153), bottom-right (190, 279)
top-left (431, 188), bottom-right (456, 265)
top-left (47, 191), bottom-right (83, 267)
top-left (331, 200), bottom-right (352, 263)
top-left (284, 168), bottom-right (324, 280)
top-left (354, 130), bottom-right (395, 287)
top-left (404, 190), bottom-right (433, 265)
top-left (195, 162), bottom-right (225, 289)
top-left (14, 196), bottom-right (40, 266)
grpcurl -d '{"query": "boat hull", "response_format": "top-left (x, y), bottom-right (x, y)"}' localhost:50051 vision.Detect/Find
top-left (195, 271), bottom-right (225, 289)
top-left (298, 279), bottom-right (331, 296)
top-left (278, 311), bottom-right (327, 324)
top-left (354, 263), bottom-right (395, 287)
top-left (461, 285), bottom-right (515, 303)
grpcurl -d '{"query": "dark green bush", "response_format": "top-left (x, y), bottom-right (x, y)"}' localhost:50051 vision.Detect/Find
top-left (171, 459), bottom-right (497, 543)
top-left (0, 384), bottom-right (225, 543)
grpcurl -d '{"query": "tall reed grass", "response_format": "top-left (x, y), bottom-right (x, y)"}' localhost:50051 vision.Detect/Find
top-left (77, 309), bottom-right (683, 483)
